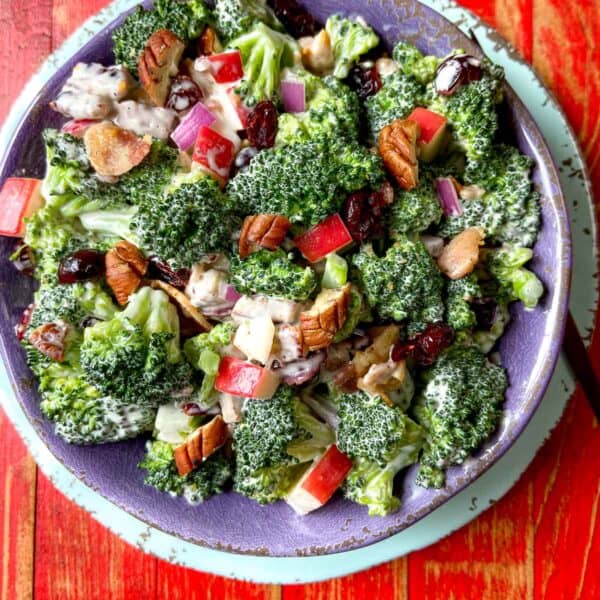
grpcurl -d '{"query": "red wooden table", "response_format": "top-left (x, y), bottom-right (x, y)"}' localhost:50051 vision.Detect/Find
top-left (1, 0), bottom-right (599, 598)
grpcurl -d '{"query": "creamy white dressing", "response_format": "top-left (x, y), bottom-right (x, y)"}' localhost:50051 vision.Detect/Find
top-left (114, 100), bottom-right (177, 140)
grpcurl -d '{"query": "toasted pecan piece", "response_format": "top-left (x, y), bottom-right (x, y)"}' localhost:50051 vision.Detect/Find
top-left (84, 122), bottom-right (152, 177)
top-left (300, 284), bottom-right (351, 353)
top-left (139, 29), bottom-right (185, 107)
top-left (239, 214), bottom-right (291, 259)
top-left (201, 415), bottom-right (228, 459)
top-left (357, 359), bottom-right (408, 406)
top-left (28, 322), bottom-right (69, 362)
top-left (174, 416), bottom-right (228, 477)
top-left (379, 118), bottom-right (419, 190)
top-left (437, 227), bottom-right (485, 280)
top-left (300, 30), bottom-right (334, 74)
top-left (105, 241), bottom-right (148, 305)
top-left (198, 25), bottom-right (220, 55)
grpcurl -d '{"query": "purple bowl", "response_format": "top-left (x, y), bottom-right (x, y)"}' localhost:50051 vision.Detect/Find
top-left (0, 0), bottom-right (571, 557)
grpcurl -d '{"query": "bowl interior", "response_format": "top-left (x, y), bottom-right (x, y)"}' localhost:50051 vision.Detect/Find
top-left (0, 0), bottom-right (571, 556)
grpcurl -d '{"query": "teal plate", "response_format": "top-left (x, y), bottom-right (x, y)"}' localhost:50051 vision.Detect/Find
top-left (0, 0), bottom-right (596, 583)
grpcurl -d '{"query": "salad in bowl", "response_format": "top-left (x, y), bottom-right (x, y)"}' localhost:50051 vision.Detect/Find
top-left (0, 0), bottom-right (545, 518)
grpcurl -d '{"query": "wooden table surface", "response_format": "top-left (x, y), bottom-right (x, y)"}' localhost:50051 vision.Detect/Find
top-left (1, 0), bottom-right (599, 598)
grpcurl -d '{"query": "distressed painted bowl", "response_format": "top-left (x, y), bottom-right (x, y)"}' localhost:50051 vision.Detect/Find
top-left (0, 0), bottom-right (571, 557)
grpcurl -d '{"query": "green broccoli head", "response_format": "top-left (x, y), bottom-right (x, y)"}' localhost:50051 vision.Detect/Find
top-left (437, 145), bottom-right (541, 248)
top-left (414, 344), bottom-right (507, 488)
top-left (229, 249), bottom-right (317, 301)
top-left (214, 0), bottom-right (282, 42)
top-left (233, 386), bottom-right (334, 503)
top-left (445, 274), bottom-right (482, 331)
top-left (139, 440), bottom-right (232, 503)
top-left (227, 135), bottom-right (384, 225)
top-left (276, 73), bottom-right (360, 145)
top-left (352, 239), bottom-right (445, 332)
top-left (229, 23), bottom-right (298, 105)
top-left (112, 0), bottom-right (213, 76)
top-left (392, 41), bottom-right (441, 84)
top-left (324, 15), bottom-right (379, 79)
top-left (80, 287), bottom-right (192, 406)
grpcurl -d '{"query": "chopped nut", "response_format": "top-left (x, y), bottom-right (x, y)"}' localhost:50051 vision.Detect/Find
top-left (351, 324), bottom-right (400, 377)
top-left (437, 227), bottom-right (485, 280)
top-left (139, 29), bottom-right (186, 106)
top-left (459, 184), bottom-right (486, 200)
top-left (149, 280), bottom-right (213, 331)
top-left (201, 415), bottom-right (228, 459)
top-left (239, 214), bottom-right (291, 259)
top-left (28, 322), bottom-right (69, 362)
top-left (84, 122), bottom-right (152, 177)
top-left (198, 25), bottom-right (220, 55)
top-left (174, 444), bottom-right (194, 476)
top-left (300, 30), bottom-right (335, 74)
top-left (379, 118), bottom-right (419, 190)
top-left (300, 284), bottom-right (351, 353)
top-left (357, 359), bottom-right (408, 406)
top-left (105, 241), bottom-right (148, 305)
top-left (376, 57), bottom-right (399, 78)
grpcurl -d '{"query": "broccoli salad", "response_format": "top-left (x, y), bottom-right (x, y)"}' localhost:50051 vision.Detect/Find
top-left (1, 0), bottom-right (546, 517)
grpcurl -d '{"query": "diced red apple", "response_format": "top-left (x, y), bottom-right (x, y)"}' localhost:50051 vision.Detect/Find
top-left (192, 126), bottom-right (236, 180)
top-left (215, 356), bottom-right (280, 399)
top-left (0, 178), bottom-right (44, 238)
top-left (207, 50), bottom-right (244, 84)
top-left (286, 445), bottom-right (353, 515)
top-left (294, 214), bottom-right (353, 263)
top-left (407, 107), bottom-right (449, 163)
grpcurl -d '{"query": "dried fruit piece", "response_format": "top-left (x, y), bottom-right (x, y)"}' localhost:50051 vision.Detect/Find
top-left (437, 227), bottom-right (485, 280)
top-left (342, 190), bottom-right (386, 243)
top-left (166, 75), bottom-right (202, 112)
top-left (174, 416), bottom-right (228, 476)
top-left (84, 122), bottom-right (152, 177)
top-left (239, 214), bottom-right (291, 258)
top-left (58, 249), bottom-right (106, 284)
top-left (346, 65), bottom-right (382, 101)
top-left (147, 256), bottom-right (190, 290)
top-left (391, 322), bottom-right (454, 366)
top-left (138, 29), bottom-right (185, 107)
top-left (379, 118), bottom-right (419, 190)
top-left (105, 241), bottom-right (148, 305)
top-left (271, 0), bottom-right (316, 38)
top-left (28, 322), bottom-right (69, 362)
top-left (246, 101), bottom-right (278, 150)
top-left (300, 284), bottom-right (351, 353)
top-left (299, 30), bottom-right (334, 74)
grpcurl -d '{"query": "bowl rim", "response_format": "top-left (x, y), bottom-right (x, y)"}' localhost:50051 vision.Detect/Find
top-left (0, 0), bottom-right (573, 559)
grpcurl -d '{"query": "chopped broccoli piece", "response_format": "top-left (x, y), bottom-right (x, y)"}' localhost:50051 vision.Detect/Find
top-left (332, 286), bottom-right (370, 343)
top-left (229, 249), bottom-right (316, 301)
top-left (414, 345), bottom-right (507, 487)
top-left (445, 274), bottom-right (482, 331)
top-left (112, 0), bottom-right (213, 76)
top-left (227, 136), bottom-right (384, 225)
top-left (392, 41), bottom-right (441, 84)
top-left (325, 15), bottom-right (379, 79)
top-left (214, 0), bottom-right (282, 42)
top-left (78, 206), bottom-right (139, 245)
top-left (353, 239), bottom-right (444, 332)
top-left (139, 440), bottom-right (232, 503)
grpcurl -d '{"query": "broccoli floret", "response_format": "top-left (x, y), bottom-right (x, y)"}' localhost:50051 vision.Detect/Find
top-left (214, 0), bottom-right (282, 42)
top-left (353, 239), bottom-right (444, 332)
top-left (437, 145), bottom-right (541, 247)
top-left (233, 387), bottom-right (335, 503)
top-left (445, 274), bottom-right (482, 331)
top-left (276, 73), bottom-right (360, 145)
top-left (392, 41), bottom-right (441, 84)
top-left (324, 15), bottom-right (379, 79)
top-left (229, 23), bottom-right (297, 105)
top-left (80, 287), bottom-right (192, 406)
top-left (139, 440), bottom-right (232, 503)
top-left (112, 0), bottom-right (213, 76)
top-left (227, 136), bottom-right (384, 225)
top-left (485, 245), bottom-right (544, 309)
top-left (229, 249), bottom-right (316, 301)
top-left (414, 345), bottom-right (507, 488)
top-left (365, 71), bottom-right (427, 140)
top-left (333, 286), bottom-right (370, 343)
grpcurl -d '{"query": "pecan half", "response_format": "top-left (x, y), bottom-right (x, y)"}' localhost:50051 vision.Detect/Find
top-left (84, 122), bottom-right (152, 177)
top-left (239, 214), bottom-right (291, 259)
top-left (201, 414), bottom-right (228, 459)
top-left (105, 241), bottom-right (148, 305)
top-left (174, 415), bottom-right (228, 476)
top-left (138, 29), bottom-right (185, 107)
top-left (28, 322), bottom-right (69, 362)
top-left (300, 284), bottom-right (351, 353)
top-left (437, 227), bottom-right (485, 280)
top-left (198, 25), bottom-right (220, 55)
top-left (379, 118), bottom-right (419, 190)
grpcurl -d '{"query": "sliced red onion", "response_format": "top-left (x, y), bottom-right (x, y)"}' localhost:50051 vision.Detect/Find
top-left (281, 79), bottom-right (306, 113)
top-left (171, 101), bottom-right (216, 151)
top-left (202, 303), bottom-right (235, 318)
top-left (435, 177), bottom-right (463, 216)
top-left (223, 284), bottom-right (242, 303)
top-left (279, 352), bottom-right (325, 385)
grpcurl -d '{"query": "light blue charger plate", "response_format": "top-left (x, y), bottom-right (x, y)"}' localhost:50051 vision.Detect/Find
top-left (0, 0), bottom-right (596, 584)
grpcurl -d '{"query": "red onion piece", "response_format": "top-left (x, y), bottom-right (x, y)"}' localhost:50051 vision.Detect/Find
top-left (435, 177), bottom-right (463, 216)
top-left (224, 284), bottom-right (242, 303)
top-left (170, 102), bottom-right (216, 151)
top-left (281, 79), bottom-right (306, 113)
top-left (279, 352), bottom-right (325, 385)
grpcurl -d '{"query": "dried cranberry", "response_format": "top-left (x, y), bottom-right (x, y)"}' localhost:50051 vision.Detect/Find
top-left (147, 256), bottom-right (191, 290)
top-left (346, 65), bottom-right (382, 101)
top-left (58, 250), bottom-right (105, 284)
top-left (15, 304), bottom-right (35, 341)
top-left (11, 244), bottom-right (35, 276)
top-left (166, 76), bottom-right (202, 112)
top-left (246, 101), bottom-right (278, 150)
top-left (435, 55), bottom-right (483, 96)
top-left (270, 0), bottom-right (316, 37)
top-left (233, 146), bottom-right (259, 173)
top-left (342, 190), bottom-right (386, 242)
top-left (473, 299), bottom-right (498, 331)
top-left (391, 341), bottom-right (416, 362)
top-left (392, 323), bottom-right (454, 366)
